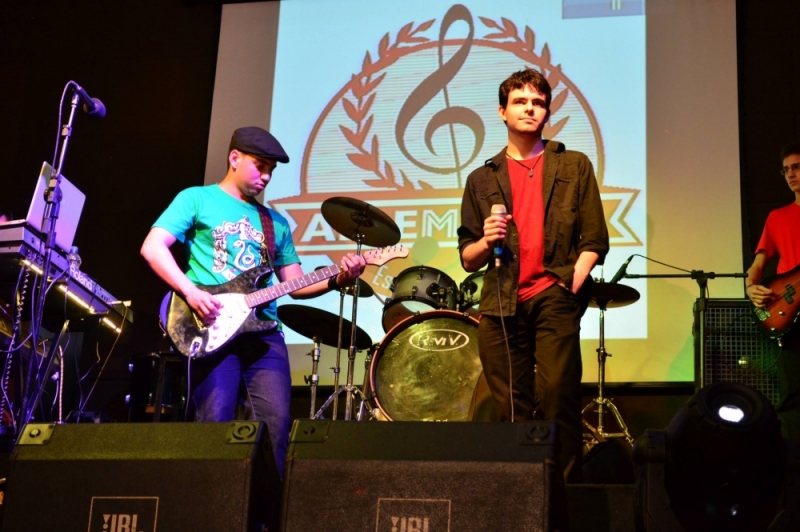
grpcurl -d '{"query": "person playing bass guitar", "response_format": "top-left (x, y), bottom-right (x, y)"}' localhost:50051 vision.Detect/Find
top-left (746, 141), bottom-right (800, 441)
top-left (141, 127), bottom-right (366, 476)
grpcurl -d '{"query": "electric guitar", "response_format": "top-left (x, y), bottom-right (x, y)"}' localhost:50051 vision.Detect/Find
top-left (161, 246), bottom-right (408, 358)
top-left (752, 263), bottom-right (800, 339)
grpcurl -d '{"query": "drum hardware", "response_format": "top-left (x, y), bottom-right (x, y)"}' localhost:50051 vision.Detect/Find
top-left (302, 337), bottom-right (322, 419)
top-left (313, 267), bottom-right (374, 420)
top-left (426, 282), bottom-right (450, 304)
top-left (356, 344), bottom-right (379, 421)
top-left (582, 281), bottom-right (640, 449)
top-left (332, 278), bottom-right (373, 419)
top-left (320, 197), bottom-right (400, 420)
top-left (457, 269), bottom-right (485, 317)
top-left (381, 266), bottom-right (457, 332)
top-left (277, 304), bottom-right (373, 419)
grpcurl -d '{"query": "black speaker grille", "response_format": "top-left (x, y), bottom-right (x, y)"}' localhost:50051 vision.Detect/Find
top-left (702, 300), bottom-right (780, 406)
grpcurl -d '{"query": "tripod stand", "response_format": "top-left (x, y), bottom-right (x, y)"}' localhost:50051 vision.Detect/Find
top-left (582, 282), bottom-right (640, 448)
top-left (314, 197), bottom-right (401, 420)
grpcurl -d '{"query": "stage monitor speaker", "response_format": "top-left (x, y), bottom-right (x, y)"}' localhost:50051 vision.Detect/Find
top-left (281, 420), bottom-right (562, 532)
top-left (1, 421), bottom-right (281, 532)
top-left (695, 298), bottom-right (780, 405)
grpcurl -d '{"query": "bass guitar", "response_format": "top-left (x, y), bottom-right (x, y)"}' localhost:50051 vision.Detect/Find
top-left (752, 263), bottom-right (800, 339)
top-left (161, 246), bottom-right (408, 358)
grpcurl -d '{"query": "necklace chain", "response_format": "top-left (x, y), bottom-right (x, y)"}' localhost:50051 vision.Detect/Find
top-left (507, 154), bottom-right (543, 178)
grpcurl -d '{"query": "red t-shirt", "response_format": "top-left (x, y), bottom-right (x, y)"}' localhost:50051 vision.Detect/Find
top-left (507, 155), bottom-right (558, 302)
top-left (756, 201), bottom-right (800, 274)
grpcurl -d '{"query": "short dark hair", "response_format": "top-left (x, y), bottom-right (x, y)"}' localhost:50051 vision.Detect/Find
top-left (779, 141), bottom-right (800, 163)
top-left (499, 68), bottom-right (552, 109)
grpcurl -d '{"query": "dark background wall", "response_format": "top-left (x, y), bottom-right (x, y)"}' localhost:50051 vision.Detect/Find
top-left (0, 0), bottom-right (222, 357)
top-left (0, 0), bottom-right (798, 415)
top-left (738, 0), bottom-right (800, 264)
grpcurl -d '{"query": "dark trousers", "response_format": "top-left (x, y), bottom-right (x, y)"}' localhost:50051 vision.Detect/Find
top-left (478, 284), bottom-right (584, 483)
top-left (191, 332), bottom-right (293, 478)
top-left (777, 330), bottom-right (800, 441)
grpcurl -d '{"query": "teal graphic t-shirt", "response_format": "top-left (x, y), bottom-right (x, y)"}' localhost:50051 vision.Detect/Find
top-left (154, 184), bottom-right (300, 321)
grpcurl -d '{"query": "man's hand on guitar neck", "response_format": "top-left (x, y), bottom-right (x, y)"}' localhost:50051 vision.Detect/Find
top-left (186, 285), bottom-right (223, 325)
top-left (334, 252), bottom-right (367, 288)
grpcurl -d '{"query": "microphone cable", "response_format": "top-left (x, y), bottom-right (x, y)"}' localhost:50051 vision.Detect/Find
top-left (495, 260), bottom-right (515, 422)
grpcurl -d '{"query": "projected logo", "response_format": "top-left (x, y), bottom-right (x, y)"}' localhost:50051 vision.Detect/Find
top-left (271, 4), bottom-right (641, 297)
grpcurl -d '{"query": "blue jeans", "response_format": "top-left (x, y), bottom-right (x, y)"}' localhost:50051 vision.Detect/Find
top-left (191, 332), bottom-right (292, 478)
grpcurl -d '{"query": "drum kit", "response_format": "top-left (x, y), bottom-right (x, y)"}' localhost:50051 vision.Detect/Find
top-left (278, 196), bottom-right (489, 422)
top-left (280, 196), bottom-right (642, 445)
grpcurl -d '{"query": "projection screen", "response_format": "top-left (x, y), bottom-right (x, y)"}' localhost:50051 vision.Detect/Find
top-left (205, 0), bottom-right (742, 386)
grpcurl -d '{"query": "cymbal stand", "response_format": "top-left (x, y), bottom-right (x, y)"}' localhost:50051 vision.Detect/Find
top-left (313, 230), bottom-right (373, 421)
top-left (343, 231), bottom-right (366, 419)
top-left (582, 301), bottom-right (634, 447)
top-left (303, 336), bottom-right (321, 419)
top-left (329, 285), bottom-right (346, 420)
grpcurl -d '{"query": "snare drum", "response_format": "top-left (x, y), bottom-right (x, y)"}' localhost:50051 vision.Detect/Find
top-left (458, 270), bottom-right (485, 317)
top-left (369, 310), bottom-right (482, 421)
top-left (382, 266), bottom-right (457, 331)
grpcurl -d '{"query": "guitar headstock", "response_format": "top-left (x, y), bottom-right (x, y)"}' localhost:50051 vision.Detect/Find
top-left (364, 245), bottom-right (410, 266)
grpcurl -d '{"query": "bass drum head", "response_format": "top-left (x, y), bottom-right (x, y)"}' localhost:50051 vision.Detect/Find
top-left (370, 310), bottom-right (482, 421)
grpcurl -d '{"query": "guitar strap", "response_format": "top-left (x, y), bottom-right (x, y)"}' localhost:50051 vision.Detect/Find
top-left (255, 203), bottom-right (277, 271)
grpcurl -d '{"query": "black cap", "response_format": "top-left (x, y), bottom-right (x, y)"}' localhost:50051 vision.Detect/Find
top-left (229, 126), bottom-right (289, 164)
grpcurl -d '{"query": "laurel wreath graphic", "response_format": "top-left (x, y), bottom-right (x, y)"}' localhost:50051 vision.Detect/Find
top-left (341, 17), bottom-right (571, 190)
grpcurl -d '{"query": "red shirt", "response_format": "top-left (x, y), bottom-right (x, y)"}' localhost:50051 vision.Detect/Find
top-left (507, 155), bottom-right (558, 301)
top-left (756, 201), bottom-right (800, 274)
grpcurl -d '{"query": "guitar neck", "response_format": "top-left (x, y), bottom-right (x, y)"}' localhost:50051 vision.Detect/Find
top-left (244, 264), bottom-right (342, 309)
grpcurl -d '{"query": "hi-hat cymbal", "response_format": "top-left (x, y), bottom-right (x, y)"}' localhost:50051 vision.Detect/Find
top-left (321, 197), bottom-right (400, 247)
top-left (278, 304), bottom-right (372, 350)
top-left (588, 282), bottom-right (640, 309)
top-left (314, 266), bottom-right (375, 298)
top-left (345, 278), bottom-right (375, 298)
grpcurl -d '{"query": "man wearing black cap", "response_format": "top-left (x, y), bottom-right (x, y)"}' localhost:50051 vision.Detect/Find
top-left (141, 126), bottom-right (365, 475)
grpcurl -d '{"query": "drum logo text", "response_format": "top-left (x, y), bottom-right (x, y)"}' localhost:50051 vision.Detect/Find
top-left (409, 329), bottom-right (469, 351)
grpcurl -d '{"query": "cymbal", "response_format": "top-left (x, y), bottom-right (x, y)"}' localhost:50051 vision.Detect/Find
top-left (588, 282), bottom-right (640, 309)
top-left (278, 304), bottom-right (372, 350)
top-left (346, 278), bottom-right (375, 298)
top-left (314, 266), bottom-right (374, 298)
top-left (321, 197), bottom-right (401, 247)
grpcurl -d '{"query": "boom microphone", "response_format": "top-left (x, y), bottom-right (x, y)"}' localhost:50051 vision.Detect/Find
top-left (609, 255), bottom-right (634, 284)
top-left (491, 204), bottom-right (507, 268)
top-left (74, 83), bottom-right (106, 118)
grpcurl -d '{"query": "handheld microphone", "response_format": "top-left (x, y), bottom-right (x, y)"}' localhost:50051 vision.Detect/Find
top-left (491, 204), bottom-right (507, 268)
top-left (74, 83), bottom-right (106, 118)
top-left (609, 255), bottom-right (635, 284)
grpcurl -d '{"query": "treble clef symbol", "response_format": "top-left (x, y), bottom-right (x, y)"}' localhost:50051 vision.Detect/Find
top-left (395, 4), bottom-right (485, 181)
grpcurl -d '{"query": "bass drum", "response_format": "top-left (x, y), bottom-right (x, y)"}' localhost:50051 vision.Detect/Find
top-left (458, 270), bottom-right (485, 318)
top-left (369, 310), bottom-right (482, 421)
top-left (382, 266), bottom-right (457, 331)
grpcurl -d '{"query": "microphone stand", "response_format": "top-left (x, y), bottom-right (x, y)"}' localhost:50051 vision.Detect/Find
top-left (623, 269), bottom-right (746, 392)
top-left (20, 87), bottom-right (81, 430)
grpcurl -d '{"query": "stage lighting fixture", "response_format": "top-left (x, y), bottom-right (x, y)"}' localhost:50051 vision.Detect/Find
top-left (634, 382), bottom-right (788, 532)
